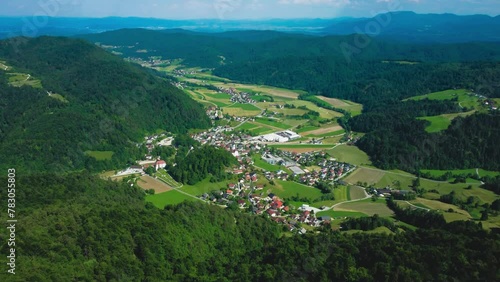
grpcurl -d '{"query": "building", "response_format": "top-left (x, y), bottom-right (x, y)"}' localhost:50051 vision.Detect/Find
top-left (155, 160), bottom-right (167, 170)
top-left (261, 154), bottom-right (283, 165)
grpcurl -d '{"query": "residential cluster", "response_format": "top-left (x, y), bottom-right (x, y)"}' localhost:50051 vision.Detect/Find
top-left (216, 87), bottom-right (256, 104)
top-left (200, 178), bottom-right (331, 233)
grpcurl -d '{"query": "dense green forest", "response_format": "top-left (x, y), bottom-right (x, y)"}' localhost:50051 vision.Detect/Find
top-left (168, 145), bottom-right (237, 185)
top-left (0, 36), bottom-right (210, 173)
top-left (0, 173), bottom-right (499, 281)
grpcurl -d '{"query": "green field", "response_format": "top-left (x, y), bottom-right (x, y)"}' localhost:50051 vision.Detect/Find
top-left (237, 122), bottom-right (259, 131)
top-left (296, 125), bottom-right (320, 133)
top-left (270, 180), bottom-right (323, 200)
top-left (227, 103), bottom-right (261, 111)
top-left (418, 111), bottom-right (476, 133)
top-left (317, 96), bottom-right (364, 117)
top-left (7, 73), bottom-right (42, 88)
top-left (84, 151), bottom-right (114, 160)
top-left (421, 168), bottom-right (500, 179)
top-left (317, 210), bottom-right (368, 218)
top-left (327, 145), bottom-right (372, 166)
top-left (306, 129), bottom-right (345, 138)
top-left (249, 126), bottom-right (275, 135)
top-left (335, 198), bottom-right (394, 217)
top-left (269, 144), bottom-right (333, 149)
top-left (311, 186), bottom-right (351, 208)
top-left (254, 117), bottom-right (292, 130)
top-left (405, 89), bottom-right (482, 110)
top-left (179, 177), bottom-right (238, 196)
top-left (349, 186), bottom-right (367, 200)
top-left (146, 190), bottom-right (196, 208)
top-left (156, 170), bottom-right (182, 188)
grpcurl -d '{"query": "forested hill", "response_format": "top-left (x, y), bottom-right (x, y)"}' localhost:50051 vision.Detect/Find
top-left (0, 172), bottom-right (499, 281)
top-left (0, 36), bottom-right (210, 173)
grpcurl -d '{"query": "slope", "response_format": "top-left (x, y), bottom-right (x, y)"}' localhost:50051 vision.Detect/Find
top-left (0, 36), bottom-right (210, 173)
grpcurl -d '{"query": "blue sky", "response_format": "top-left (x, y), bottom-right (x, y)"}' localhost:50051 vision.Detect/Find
top-left (3, 0), bottom-right (500, 19)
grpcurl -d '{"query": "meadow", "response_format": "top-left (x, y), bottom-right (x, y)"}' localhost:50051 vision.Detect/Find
top-left (418, 110), bottom-right (476, 132)
top-left (327, 145), bottom-right (372, 166)
top-left (270, 180), bottom-right (324, 200)
top-left (146, 190), bottom-right (197, 208)
top-left (405, 89), bottom-right (482, 110)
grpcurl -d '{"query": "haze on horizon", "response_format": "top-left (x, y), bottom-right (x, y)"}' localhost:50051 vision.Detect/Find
top-left (2, 0), bottom-right (500, 20)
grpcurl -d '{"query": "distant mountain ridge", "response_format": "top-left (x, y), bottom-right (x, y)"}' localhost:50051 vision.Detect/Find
top-left (322, 11), bottom-right (500, 43)
top-left (1, 12), bottom-right (499, 43)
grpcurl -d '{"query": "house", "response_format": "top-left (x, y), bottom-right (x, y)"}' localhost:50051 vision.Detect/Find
top-left (251, 174), bottom-right (258, 182)
top-left (267, 209), bottom-right (277, 217)
top-left (255, 184), bottom-right (264, 190)
top-left (228, 183), bottom-right (236, 189)
top-left (155, 160), bottom-right (167, 170)
top-left (318, 216), bottom-right (332, 221)
top-left (226, 189), bottom-right (234, 195)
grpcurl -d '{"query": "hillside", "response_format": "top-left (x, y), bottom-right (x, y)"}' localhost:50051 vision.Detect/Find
top-left (0, 172), bottom-right (498, 281)
top-left (0, 36), bottom-right (210, 173)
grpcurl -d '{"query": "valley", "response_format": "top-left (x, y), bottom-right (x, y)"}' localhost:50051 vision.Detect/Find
top-left (102, 58), bottom-right (500, 232)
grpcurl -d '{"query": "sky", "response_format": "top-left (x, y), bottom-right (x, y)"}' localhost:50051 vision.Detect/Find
top-left (2, 0), bottom-right (500, 19)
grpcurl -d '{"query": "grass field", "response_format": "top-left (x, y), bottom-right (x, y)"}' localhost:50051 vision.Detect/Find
top-left (317, 210), bottom-right (368, 218)
top-left (405, 89), bottom-right (482, 110)
top-left (344, 226), bottom-right (394, 235)
top-left (237, 122), bottom-right (259, 131)
top-left (344, 168), bottom-right (385, 186)
top-left (84, 151), bottom-right (114, 161)
top-left (254, 117), bottom-right (292, 130)
top-left (318, 96), bottom-right (363, 116)
top-left (8, 73), bottom-right (42, 88)
top-left (349, 186), bottom-right (367, 200)
top-left (335, 198), bottom-right (394, 217)
top-left (287, 100), bottom-right (343, 119)
top-left (146, 190), bottom-right (196, 208)
top-left (296, 125), bottom-right (320, 133)
top-left (249, 125), bottom-right (275, 135)
top-left (418, 111), bottom-right (476, 132)
top-left (137, 175), bottom-right (172, 194)
top-left (222, 104), bottom-right (261, 116)
top-left (155, 170), bottom-right (182, 188)
top-left (178, 177), bottom-right (238, 196)
top-left (421, 168), bottom-right (500, 179)
top-left (306, 129), bottom-right (345, 138)
top-left (0, 61), bottom-right (10, 71)
top-left (327, 145), bottom-right (372, 166)
top-left (270, 180), bottom-right (323, 200)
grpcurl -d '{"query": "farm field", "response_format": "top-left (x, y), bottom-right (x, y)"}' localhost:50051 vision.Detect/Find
top-left (146, 190), bottom-right (196, 208)
top-left (0, 61), bottom-right (10, 70)
top-left (318, 96), bottom-right (363, 116)
top-left (344, 226), bottom-right (394, 235)
top-left (84, 150), bottom-right (114, 160)
top-left (270, 180), bottom-right (323, 200)
top-left (311, 185), bottom-right (351, 208)
top-left (418, 110), bottom-right (476, 132)
top-left (254, 117), bottom-right (292, 130)
top-left (316, 210), bottom-right (368, 218)
top-left (301, 125), bottom-right (343, 137)
top-left (344, 167), bottom-right (385, 186)
top-left (209, 82), bottom-right (304, 99)
top-left (327, 145), bottom-right (372, 166)
top-left (335, 198), bottom-right (394, 217)
top-left (222, 104), bottom-right (261, 116)
top-left (137, 175), bottom-right (173, 194)
top-left (349, 186), bottom-right (367, 200)
top-left (287, 100), bottom-right (343, 119)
